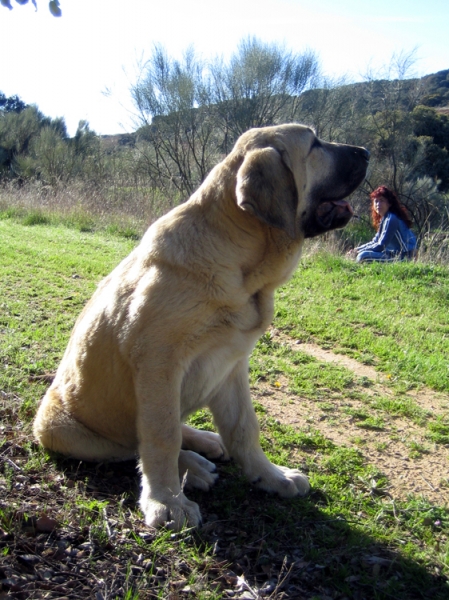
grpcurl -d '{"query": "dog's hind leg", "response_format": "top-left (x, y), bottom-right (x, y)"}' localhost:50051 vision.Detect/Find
top-left (33, 389), bottom-right (136, 462)
top-left (181, 424), bottom-right (229, 460)
top-left (178, 449), bottom-right (218, 491)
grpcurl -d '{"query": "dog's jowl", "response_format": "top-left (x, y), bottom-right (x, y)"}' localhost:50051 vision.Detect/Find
top-left (34, 124), bottom-right (369, 530)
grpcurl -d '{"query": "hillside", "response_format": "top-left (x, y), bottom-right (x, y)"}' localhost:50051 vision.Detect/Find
top-left (102, 68), bottom-right (449, 148)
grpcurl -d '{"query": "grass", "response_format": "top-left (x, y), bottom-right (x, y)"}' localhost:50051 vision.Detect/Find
top-left (0, 178), bottom-right (183, 241)
top-left (1, 215), bottom-right (449, 598)
top-left (275, 251), bottom-right (449, 392)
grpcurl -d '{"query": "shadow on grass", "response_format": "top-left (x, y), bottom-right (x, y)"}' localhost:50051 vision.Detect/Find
top-left (47, 457), bottom-right (449, 600)
top-left (1, 428), bottom-right (448, 599)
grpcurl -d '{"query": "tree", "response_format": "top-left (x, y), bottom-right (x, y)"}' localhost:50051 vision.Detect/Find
top-left (17, 125), bottom-right (74, 185)
top-left (131, 39), bottom-right (321, 195)
top-left (0, 106), bottom-right (44, 165)
top-left (302, 50), bottom-right (449, 237)
top-left (295, 76), bottom-right (357, 142)
top-left (0, 92), bottom-right (28, 113)
top-left (420, 70), bottom-right (449, 108)
top-left (12, 119), bottom-right (105, 187)
top-left (211, 37), bottom-right (320, 151)
top-left (357, 51), bottom-right (425, 189)
top-left (132, 45), bottom-right (219, 197)
top-left (334, 51), bottom-right (444, 232)
top-left (411, 106), bottom-right (449, 192)
top-left (0, 105), bottom-right (67, 176)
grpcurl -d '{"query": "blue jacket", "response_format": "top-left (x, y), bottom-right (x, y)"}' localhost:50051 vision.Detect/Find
top-left (356, 212), bottom-right (417, 255)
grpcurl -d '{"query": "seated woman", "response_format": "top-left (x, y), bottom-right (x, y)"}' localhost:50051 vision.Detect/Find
top-left (350, 186), bottom-right (417, 263)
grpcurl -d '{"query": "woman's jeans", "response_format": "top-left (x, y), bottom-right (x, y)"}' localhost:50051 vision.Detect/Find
top-left (356, 250), bottom-right (414, 263)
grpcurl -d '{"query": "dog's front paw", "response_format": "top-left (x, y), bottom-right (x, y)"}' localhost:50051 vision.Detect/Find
top-left (252, 464), bottom-right (310, 498)
top-left (140, 472), bottom-right (202, 530)
top-left (140, 492), bottom-right (202, 531)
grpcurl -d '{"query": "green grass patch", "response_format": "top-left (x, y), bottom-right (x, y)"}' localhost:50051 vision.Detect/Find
top-left (275, 251), bottom-right (449, 392)
top-left (250, 335), bottom-right (355, 398)
top-left (427, 418), bottom-right (449, 445)
top-left (1, 222), bottom-right (449, 598)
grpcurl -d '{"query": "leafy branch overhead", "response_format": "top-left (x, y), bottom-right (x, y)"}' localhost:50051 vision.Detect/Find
top-left (0, 0), bottom-right (62, 16)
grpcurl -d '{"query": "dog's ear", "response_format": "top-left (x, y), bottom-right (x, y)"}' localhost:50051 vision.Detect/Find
top-left (236, 147), bottom-right (298, 238)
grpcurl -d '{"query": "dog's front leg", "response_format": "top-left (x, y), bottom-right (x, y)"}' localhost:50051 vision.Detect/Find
top-left (209, 359), bottom-right (310, 498)
top-left (135, 370), bottom-right (202, 531)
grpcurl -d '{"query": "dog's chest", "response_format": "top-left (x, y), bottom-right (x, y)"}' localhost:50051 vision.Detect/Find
top-left (179, 298), bottom-right (266, 416)
top-left (180, 332), bottom-right (254, 417)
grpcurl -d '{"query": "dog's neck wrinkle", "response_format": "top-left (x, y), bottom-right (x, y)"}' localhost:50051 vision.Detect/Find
top-left (239, 226), bottom-right (303, 295)
top-left (206, 198), bottom-right (302, 297)
top-left (152, 168), bottom-right (302, 300)
top-left (191, 178), bottom-right (267, 262)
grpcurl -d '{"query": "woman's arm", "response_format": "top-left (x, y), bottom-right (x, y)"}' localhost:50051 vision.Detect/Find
top-left (356, 229), bottom-right (381, 252)
top-left (356, 213), bottom-right (399, 253)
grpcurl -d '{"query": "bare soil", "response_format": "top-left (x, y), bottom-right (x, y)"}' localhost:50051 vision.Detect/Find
top-left (253, 328), bottom-right (449, 506)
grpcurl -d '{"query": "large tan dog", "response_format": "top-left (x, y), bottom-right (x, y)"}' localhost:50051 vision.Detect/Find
top-left (34, 124), bottom-right (369, 530)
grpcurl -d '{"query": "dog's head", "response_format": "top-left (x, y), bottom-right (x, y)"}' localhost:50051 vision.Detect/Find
top-left (233, 124), bottom-right (369, 239)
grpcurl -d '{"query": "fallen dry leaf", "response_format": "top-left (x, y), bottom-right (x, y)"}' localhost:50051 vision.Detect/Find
top-left (36, 514), bottom-right (58, 533)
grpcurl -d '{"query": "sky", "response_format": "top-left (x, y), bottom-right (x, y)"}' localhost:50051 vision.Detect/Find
top-left (0, 0), bottom-right (448, 137)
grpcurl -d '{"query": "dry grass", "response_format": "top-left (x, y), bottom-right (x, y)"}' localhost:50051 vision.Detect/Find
top-left (0, 180), bottom-right (183, 238)
top-left (2, 180), bottom-right (449, 266)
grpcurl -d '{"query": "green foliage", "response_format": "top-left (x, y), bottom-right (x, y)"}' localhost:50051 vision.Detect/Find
top-left (412, 106), bottom-right (449, 192)
top-left (0, 108), bottom-right (103, 187)
top-left (0, 91), bottom-right (27, 113)
top-left (338, 217), bottom-right (375, 249)
top-left (0, 105), bottom-right (70, 180)
top-left (427, 418), bottom-right (449, 445)
top-left (211, 37), bottom-right (319, 143)
top-left (421, 69), bottom-right (449, 107)
top-left (21, 210), bottom-right (51, 226)
top-left (0, 106), bottom-right (46, 155)
top-left (19, 126), bottom-right (74, 185)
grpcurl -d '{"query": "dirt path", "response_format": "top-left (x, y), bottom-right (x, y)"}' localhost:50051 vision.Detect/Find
top-left (252, 329), bottom-right (449, 505)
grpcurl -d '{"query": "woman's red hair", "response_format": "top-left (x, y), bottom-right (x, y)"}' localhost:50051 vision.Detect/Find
top-left (370, 186), bottom-right (412, 230)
